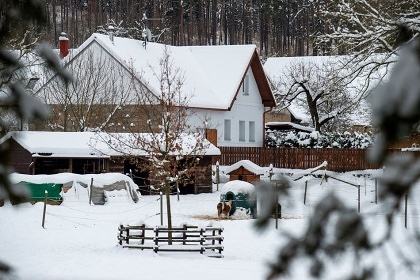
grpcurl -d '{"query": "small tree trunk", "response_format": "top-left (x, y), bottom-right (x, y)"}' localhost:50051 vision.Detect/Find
top-left (165, 179), bottom-right (173, 244)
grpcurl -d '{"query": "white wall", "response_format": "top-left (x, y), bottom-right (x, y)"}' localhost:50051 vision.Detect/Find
top-left (189, 67), bottom-right (265, 147)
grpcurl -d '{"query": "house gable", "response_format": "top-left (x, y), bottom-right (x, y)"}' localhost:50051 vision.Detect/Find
top-left (229, 50), bottom-right (276, 110)
top-left (68, 33), bottom-right (276, 111)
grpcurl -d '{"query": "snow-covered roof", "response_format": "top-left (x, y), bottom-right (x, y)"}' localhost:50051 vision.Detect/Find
top-left (0, 131), bottom-right (220, 158)
top-left (220, 180), bottom-right (255, 195)
top-left (225, 160), bottom-right (264, 175)
top-left (63, 33), bottom-right (275, 110)
top-left (265, 122), bottom-right (315, 133)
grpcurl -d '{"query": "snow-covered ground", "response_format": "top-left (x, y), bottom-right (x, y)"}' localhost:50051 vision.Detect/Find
top-left (1, 167), bottom-right (419, 280)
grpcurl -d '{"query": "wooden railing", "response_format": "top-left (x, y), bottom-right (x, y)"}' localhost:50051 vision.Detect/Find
top-left (218, 147), bottom-right (420, 172)
top-left (118, 224), bottom-right (224, 258)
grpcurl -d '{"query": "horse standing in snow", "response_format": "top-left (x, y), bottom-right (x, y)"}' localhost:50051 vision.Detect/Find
top-left (217, 200), bottom-right (232, 220)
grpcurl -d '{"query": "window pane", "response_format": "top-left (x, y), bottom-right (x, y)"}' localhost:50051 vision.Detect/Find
top-left (243, 75), bottom-right (249, 95)
top-left (249, 121), bottom-right (255, 142)
top-left (224, 119), bottom-right (231, 141)
top-left (239, 121), bottom-right (245, 141)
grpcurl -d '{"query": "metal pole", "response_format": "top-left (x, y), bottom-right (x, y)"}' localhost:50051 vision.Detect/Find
top-left (89, 178), bottom-right (93, 205)
top-left (42, 190), bottom-right (48, 228)
top-left (358, 185), bottom-right (360, 213)
top-left (304, 180), bottom-right (308, 205)
top-left (405, 194), bottom-right (408, 229)
top-left (275, 195), bottom-right (278, 229)
top-left (375, 178), bottom-right (378, 204)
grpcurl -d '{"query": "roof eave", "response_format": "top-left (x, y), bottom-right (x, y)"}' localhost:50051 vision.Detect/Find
top-left (250, 50), bottom-right (276, 107)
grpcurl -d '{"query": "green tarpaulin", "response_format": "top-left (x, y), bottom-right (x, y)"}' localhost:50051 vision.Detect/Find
top-left (19, 181), bottom-right (63, 202)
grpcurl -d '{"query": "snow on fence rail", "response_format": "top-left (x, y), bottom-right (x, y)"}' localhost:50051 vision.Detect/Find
top-left (118, 224), bottom-right (224, 258)
top-left (218, 147), bottom-right (420, 172)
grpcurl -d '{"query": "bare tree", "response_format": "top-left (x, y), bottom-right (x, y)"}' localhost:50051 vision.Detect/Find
top-left (97, 48), bottom-right (209, 243)
top-left (273, 58), bottom-right (363, 132)
top-left (316, 0), bottom-right (420, 97)
top-left (36, 47), bottom-right (136, 132)
top-left (318, 0), bottom-right (420, 56)
top-left (0, 28), bottom-right (52, 134)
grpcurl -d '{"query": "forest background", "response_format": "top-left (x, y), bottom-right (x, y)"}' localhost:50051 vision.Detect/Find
top-left (6, 0), bottom-right (416, 58)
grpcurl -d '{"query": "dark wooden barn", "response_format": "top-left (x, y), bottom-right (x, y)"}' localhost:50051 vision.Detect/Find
top-left (0, 131), bottom-right (220, 194)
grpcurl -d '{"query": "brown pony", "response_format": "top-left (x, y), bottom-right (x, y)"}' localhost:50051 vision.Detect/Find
top-left (217, 200), bottom-right (232, 220)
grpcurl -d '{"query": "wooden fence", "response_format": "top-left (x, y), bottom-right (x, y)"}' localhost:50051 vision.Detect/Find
top-left (118, 224), bottom-right (224, 258)
top-left (218, 147), bottom-right (420, 172)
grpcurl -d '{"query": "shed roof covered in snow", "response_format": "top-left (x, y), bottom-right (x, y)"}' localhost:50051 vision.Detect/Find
top-left (49, 33), bottom-right (275, 110)
top-left (265, 121), bottom-right (315, 133)
top-left (0, 131), bottom-right (221, 158)
top-left (225, 160), bottom-right (264, 175)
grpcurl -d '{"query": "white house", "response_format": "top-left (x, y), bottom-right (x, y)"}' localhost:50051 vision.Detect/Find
top-left (36, 33), bottom-right (276, 147)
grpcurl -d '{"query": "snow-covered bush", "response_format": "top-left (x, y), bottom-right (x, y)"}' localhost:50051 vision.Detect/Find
top-left (266, 130), bottom-right (373, 148)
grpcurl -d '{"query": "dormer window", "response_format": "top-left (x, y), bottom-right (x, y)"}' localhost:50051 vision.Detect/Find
top-left (242, 75), bottom-right (249, 95)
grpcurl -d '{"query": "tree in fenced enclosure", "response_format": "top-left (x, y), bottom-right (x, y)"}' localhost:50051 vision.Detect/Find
top-left (95, 47), bottom-right (210, 244)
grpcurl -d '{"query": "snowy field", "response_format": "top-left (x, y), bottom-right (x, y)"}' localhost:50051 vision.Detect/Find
top-left (1, 167), bottom-right (419, 280)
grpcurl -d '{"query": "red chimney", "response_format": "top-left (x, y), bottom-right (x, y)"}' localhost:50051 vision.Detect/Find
top-left (59, 32), bottom-right (69, 59)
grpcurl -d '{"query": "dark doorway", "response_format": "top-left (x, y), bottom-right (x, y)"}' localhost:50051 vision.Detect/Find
top-left (178, 180), bottom-right (195, 195)
top-left (72, 158), bottom-right (100, 174)
top-left (124, 159), bottom-right (150, 195)
top-left (35, 158), bottom-right (69, 174)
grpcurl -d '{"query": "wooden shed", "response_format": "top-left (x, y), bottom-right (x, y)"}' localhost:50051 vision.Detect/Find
top-left (225, 160), bottom-right (264, 184)
top-left (0, 131), bottom-right (220, 194)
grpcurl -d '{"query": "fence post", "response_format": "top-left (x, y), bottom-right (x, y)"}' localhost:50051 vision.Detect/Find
top-left (89, 178), bottom-right (93, 205)
top-left (126, 226), bottom-right (130, 244)
top-left (176, 181), bottom-right (180, 201)
top-left (118, 224), bottom-right (123, 245)
top-left (160, 192), bottom-right (163, 226)
top-left (42, 190), bottom-right (48, 228)
top-left (216, 161), bottom-right (220, 191)
top-left (183, 224), bottom-right (187, 245)
top-left (269, 163), bottom-right (274, 182)
top-left (304, 180), bottom-right (308, 205)
top-left (405, 194), bottom-right (408, 229)
top-left (358, 185), bottom-right (360, 213)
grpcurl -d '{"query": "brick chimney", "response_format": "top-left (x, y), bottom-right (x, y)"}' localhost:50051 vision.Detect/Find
top-left (59, 32), bottom-right (69, 59)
